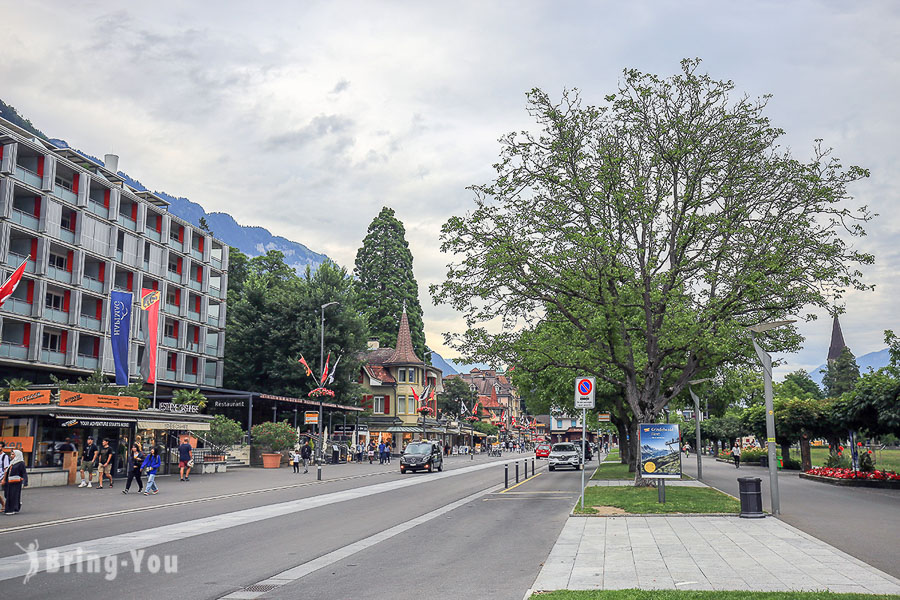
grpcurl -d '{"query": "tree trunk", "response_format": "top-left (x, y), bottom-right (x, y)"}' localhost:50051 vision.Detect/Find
top-left (780, 442), bottom-right (791, 463)
top-left (800, 433), bottom-right (812, 472)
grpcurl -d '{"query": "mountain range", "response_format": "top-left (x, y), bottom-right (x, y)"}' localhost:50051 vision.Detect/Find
top-left (808, 347), bottom-right (891, 387)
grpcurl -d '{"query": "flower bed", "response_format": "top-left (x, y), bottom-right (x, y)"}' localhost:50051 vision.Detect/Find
top-left (800, 466), bottom-right (900, 489)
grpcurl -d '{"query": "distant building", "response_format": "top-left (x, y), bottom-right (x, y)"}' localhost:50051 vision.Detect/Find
top-left (444, 368), bottom-right (525, 437)
top-left (827, 314), bottom-right (847, 363)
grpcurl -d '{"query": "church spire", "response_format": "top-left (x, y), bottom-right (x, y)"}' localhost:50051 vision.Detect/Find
top-left (827, 314), bottom-right (846, 363)
top-left (386, 306), bottom-right (422, 364)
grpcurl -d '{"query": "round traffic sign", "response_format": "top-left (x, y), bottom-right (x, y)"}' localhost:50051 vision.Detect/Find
top-left (578, 379), bottom-right (593, 396)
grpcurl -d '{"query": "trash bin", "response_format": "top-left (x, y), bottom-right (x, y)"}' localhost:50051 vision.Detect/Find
top-left (737, 477), bottom-right (765, 518)
top-left (759, 456), bottom-right (768, 467)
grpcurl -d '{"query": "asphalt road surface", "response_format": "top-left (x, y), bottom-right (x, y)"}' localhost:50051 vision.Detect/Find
top-left (0, 453), bottom-right (589, 599)
top-left (684, 453), bottom-right (900, 579)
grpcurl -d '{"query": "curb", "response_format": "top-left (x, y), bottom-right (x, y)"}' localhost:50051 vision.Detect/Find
top-left (799, 472), bottom-right (900, 489)
top-left (569, 511), bottom-right (742, 518)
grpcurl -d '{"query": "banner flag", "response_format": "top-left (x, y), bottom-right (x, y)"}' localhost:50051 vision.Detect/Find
top-left (321, 352), bottom-right (331, 384)
top-left (298, 354), bottom-right (313, 377)
top-left (109, 291), bottom-right (133, 385)
top-left (0, 260), bottom-right (28, 309)
top-left (139, 288), bottom-right (161, 384)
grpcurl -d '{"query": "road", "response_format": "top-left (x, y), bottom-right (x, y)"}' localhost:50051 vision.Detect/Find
top-left (684, 454), bottom-right (900, 579)
top-left (0, 453), bottom-right (588, 599)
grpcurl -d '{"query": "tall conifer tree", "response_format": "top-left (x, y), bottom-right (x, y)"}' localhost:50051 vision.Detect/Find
top-left (354, 207), bottom-right (427, 360)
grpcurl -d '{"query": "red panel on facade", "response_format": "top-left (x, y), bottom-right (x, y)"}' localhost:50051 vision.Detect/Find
top-left (72, 174), bottom-right (79, 194)
top-left (103, 189), bottom-right (110, 209)
top-left (194, 295), bottom-right (201, 312)
top-left (383, 396), bottom-right (390, 414)
top-left (26, 280), bottom-right (34, 304)
top-left (60, 330), bottom-right (68, 352)
top-left (23, 323), bottom-right (31, 348)
top-left (176, 257), bottom-right (182, 274)
top-left (29, 239), bottom-right (37, 260)
top-left (66, 251), bottom-right (73, 273)
top-left (174, 288), bottom-right (181, 306)
top-left (126, 272), bottom-right (133, 291)
top-left (173, 320), bottom-right (179, 337)
top-left (63, 290), bottom-right (70, 313)
top-left (95, 300), bottom-right (102, 319)
top-left (131, 203), bottom-right (137, 220)
top-left (156, 215), bottom-right (162, 232)
top-left (190, 357), bottom-right (198, 374)
top-left (98, 262), bottom-right (106, 282)
top-left (33, 197), bottom-right (41, 218)
top-left (37, 156), bottom-right (44, 177)
top-left (0, 146), bottom-right (4, 160)
top-left (71, 212), bottom-right (77, 230)
top-left (193, 327), bottom-right (199, 344)
top-left (198, 237), bottom-right (204, 252)
top-left (195, 265), bottom-right (202, 282)
top-left (178, 226), bottom-right (184, 243)
top-left (93, 337), bottom-right (100, 357)
top-left (151, 279), bottom-right (158, 291)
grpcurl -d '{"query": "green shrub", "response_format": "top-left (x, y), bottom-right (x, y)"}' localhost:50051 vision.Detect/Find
top-left (824, 452), bottom-right (850, 468)
top-left (208, 415), bottom-right (244, 449)
top-left (781, 457), bottom-right (801, 470)
top-left (741, 448), bottom-right (767, 462)
top-left (858, 451), bottom-right (875, 472)
top-left (251, 420), bottom-right (297, 453)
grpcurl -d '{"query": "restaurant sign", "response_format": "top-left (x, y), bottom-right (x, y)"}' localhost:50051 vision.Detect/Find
top-left (59, 391), bottom-right (139, 411)
top-left (158, 402), bottom-right (201, 414)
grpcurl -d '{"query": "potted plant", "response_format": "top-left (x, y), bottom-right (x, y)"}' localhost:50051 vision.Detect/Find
top-left (251, 420), bottom-right (297, 468)
top-left (207, 415), bottom-right (243, 462)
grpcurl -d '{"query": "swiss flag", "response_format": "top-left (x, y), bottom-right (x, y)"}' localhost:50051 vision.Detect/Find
top-left (0, 260), bottom-right (28, 309)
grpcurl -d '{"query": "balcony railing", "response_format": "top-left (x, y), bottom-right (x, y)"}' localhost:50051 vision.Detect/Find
top-left (145, 228), bottom-right (162, 242)
top-left (169, 239), bottom-right (184, 252)
top-left (164, 369), bottom-right (176, 380)
top-left (189, 279), bottom-right (202, 292)
top-left (190, 248), bottom-right (203, 260)
top-left (5, 252), bottom-right (35, 273)
top-left (40, 349), bottom-right (66, 365)
top-left (188, 310), bottom-right (201, 322)
top-left (162, 336), bottom-right (178, 348)
top-left (10, 209), bottom-right (40, 230)
top-left (45, 307), bottom-right (69, 324)
top-left (182, 373), bottom-right (197, 383)
top-left (58, 228), bottom-right (76, 244)
top-left (205, 344), bottom-right (218, 356)
top-left (209, 286), bottom-right (221, 298)
top-left (86, 201), bottom-right (109, 219)
top-left (163, 303), bottom-right (180, 315)
top-left (3, 297), bottom-right (32, 316)
top-left (76, 354), bottom-right (99, 370)
top-left (47, 265), bottom-right (72, 284)
top-left (0, 343), bottom-right (28, 360)
top-left (14, 165), bottom-right (42, 188)
top-left (115, 249), bottom-right (123, 262)
top-left (204, 375), bottom-right (217, 386)
top-left (206, 314), bottom-right (219, 326)
top-left (185, 341), bottom-right (200, 353)
top-left (79, 314), bottom-right (101, 330)
top-left (82, 275), bottom-right (104, 293)
top-left (166, 271), bottom-right (182, 284)
top-left (117, 215), bottom-right (137, 231)
top-left (210, 255), bottom-right (222, 269)
top-left (54, 184), bottom-right (78, 205)
top-left (113, 283), bottom-right (131, 293)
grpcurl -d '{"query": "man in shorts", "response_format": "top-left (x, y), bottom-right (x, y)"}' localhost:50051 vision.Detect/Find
top-left (78, 436), bottom-right (98, 488)
top-left (178, 437), bottom-right (193, 481)
top-left (97, 438), bottom-right (114, 488)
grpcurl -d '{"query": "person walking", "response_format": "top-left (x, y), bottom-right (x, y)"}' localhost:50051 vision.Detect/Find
top-left (367, 441), bottom-right (375, 464)
top-left (290, 449), bottom-right (300, 474)
top-left (78, 435), bottom-right (98, 488)
top-left (123, 444), bottom-right (145, 494)
top-left (97, 439), bottom-right (114, 489)
top-left (0, 442), bottom-right (9, 512)
top-left (142, 447), bottom-right (162, 495)
top-left (178, 437), bottom-right (193, 481)
top-left (377, 441), bottom-right (385, 465)
top-left (300, 443), bottom-right (311, 474)
top-left (732, 441), bottom-right (742, 468)
top-left (2, 450), bottom-right (28, 514)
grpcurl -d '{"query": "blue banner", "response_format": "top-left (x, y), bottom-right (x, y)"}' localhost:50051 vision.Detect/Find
top-left (109, 291), bottom-right (133, 385)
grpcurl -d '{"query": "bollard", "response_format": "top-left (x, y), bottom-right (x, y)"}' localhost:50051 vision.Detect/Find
top-left (532, 458), bottom-right (535, 476)
top-left (525, 459), bottom-right (529, 478)
top-left (504, 464), bottom-right (509, 489)
top-left (317, 464), bottom-right (322, 481)
top-left (516, 461), bottom-right (519, 483)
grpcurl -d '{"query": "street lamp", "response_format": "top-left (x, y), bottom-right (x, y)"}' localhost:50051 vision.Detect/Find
top-left (318, 301), bottom-right (340, 469)
top-left (688, 377), bottom-right (714, 480)
top-left (748, 319), bottom-right (795, 516)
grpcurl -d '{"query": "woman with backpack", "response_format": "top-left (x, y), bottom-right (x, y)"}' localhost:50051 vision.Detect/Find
top-left (141, 447), bottom-right (162, 495)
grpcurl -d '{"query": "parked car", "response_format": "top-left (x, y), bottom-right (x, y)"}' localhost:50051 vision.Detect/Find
top-left (400, 442), bottom-right (444, 474)
top-left (535, 443), bottom-right (552, 459)
top-left (548, 443), bottom-right (583, 471)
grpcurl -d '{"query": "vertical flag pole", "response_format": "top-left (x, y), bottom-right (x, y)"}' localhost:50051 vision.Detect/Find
top-left (581, 406), bottom-right (586, 511)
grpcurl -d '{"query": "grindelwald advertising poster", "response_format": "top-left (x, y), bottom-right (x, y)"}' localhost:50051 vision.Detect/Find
top-left (639, 423), bottom-right (682, 479)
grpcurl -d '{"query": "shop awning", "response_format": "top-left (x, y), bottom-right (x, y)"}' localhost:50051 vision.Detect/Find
top-left (384, 426), bottom-right (428, 433)
top-left (137, 420), bottom-right (211, 431)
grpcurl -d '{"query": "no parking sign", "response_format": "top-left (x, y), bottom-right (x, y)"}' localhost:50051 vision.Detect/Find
top-left (574, 377), bottom-right (595, 409)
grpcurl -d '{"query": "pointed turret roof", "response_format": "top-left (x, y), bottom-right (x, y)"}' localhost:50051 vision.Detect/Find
top-left (827, 314), bottom-right (847, 363)
top-left (386, 306), bottom-right (423, 365)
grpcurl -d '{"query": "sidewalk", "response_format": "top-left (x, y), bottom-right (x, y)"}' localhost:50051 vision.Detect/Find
top-left (531, 512), bottom-right (900, 595)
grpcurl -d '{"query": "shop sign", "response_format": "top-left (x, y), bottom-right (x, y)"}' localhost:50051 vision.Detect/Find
top-left (158, 402), bottom-right (201, 414)
top-left (0, 436), bottom-right (34, 452)
top-left (304, 411), bottom-right (319, 425)
top-left (57, 418), bottom-right (134, 428)
top-left (9, 390), bottom-right (51, 405)
top-left (59, 390), bottom-right (139, 411)
top-left (213, 399), bottom-right (246, 408)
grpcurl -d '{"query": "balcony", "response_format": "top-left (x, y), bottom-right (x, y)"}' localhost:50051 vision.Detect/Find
top-left (169, 239), bottom-right (184, 252)
top-left (3, 297), bottom-right (32, 317)
top-left (166, 271), bottom-right (182, 284)
top-left (190, 248), bottom-right (203, 261)
top-left (0, 343), bottom-right (28, 360)
top-left (204, 375), bottom-right (217, 386)
top-left (86, 201), bottom-right (109, 219)
top-left (188, 309), bottom-right (201, 322)
top-left (47, 266), bottom-right (72, 284)
top-left (58, 228), bottom-right (76, 244)
top-left (45, 307), bottom-right (69, 324)
top-left (117, 215), bottom-right (137, 231)
top-left (40, 349), bottom-right (66, 365)
top-left (206, 344), bottom-right (218, 356)
top-left (182, 373), bottom-right (197, 384)
top-left (206, 314), bottom-right (219, 327)
top-left (162, 335), bottom-right (178, 348)
top-left (145, 228), bottom-right (161, 242)
top-left (209, 286), bottom-right (221, 299)
top-left (165, 369), bottom-right (176, 380)
top-left (5, 252), bottom-right (35, 274)
top-left (54, 184), bottom-right (78, 205)
top-left (185, 341), bottom-right (200, 353)
top-left (82, 276), bottom-right (104, 293)
top-left (210, 256), bottom-right (222, 269)
top-left (76, 354), bottom-right (99, 370)
top-left (163, 303), bottom-right (180, 316)
top-left (189, 279), bottom-right (202, 292)
top-left (10, 209), bottom-right (39, 230)
top-left (79, 314), bottom-right (102, 330)
top-left (14, 165), bottom-right (42, 188)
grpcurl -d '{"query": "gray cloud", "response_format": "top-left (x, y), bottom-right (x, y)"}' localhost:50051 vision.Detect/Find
top-left (330, 79), bottom-right (350, 94)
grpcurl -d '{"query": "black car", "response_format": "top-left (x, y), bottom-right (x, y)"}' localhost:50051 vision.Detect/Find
top-left (400, 442), bottom-right (443, 474)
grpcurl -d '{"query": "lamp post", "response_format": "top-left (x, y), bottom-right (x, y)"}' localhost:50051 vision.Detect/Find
top-left (688, 377), bottom-right (714, 481)
top-left (749, 319), bottom-right (795, 516)
top-left (318, 301), bottom-right (340, 466)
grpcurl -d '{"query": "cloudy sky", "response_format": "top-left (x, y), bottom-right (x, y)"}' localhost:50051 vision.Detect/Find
top-left (3, 1), bottom-right (898, 378)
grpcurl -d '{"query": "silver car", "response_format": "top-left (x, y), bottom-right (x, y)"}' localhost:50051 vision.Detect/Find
top-left (548, 442), bottom-right (583, 471)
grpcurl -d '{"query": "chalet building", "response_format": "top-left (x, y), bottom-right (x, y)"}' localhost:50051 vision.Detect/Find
top-left (444, 368), bottom-right (523, 428)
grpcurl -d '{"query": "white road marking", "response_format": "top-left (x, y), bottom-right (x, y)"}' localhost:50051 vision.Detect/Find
top-left (0, 459), bottom-right (505, 582)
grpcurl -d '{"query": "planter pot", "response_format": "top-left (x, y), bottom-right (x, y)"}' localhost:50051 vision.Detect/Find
top-left (206, 455), bottom-right (225, 463)
top-left (261, 453), bottom-right (283, 468)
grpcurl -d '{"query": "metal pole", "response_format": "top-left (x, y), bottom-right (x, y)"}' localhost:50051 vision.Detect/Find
top-left (294, 408), bottom-right (297, 429)
top-left (247, 394), bottom-right (254, 446)
top-left (580, 407), bottom-right (586, 511)
top-left (515, 461), bottom-right (519, 483)
top-left (504, 463), bottom-right (508, 488)
top-left (689, 386), bottom-right (703, 480)
top-left (658, 479), bottom-right (666, 503)
top-left (319, 306), bottom-right (324, 465)
top-left (753, 334), bottom-right (781, 515)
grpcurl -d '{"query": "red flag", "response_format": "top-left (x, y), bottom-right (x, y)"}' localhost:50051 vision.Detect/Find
top-left (139, 288), bottom-right (161, 384)
top-left (321, 352), bottom-right (331, 384)
top-left (298, 354), bottom-right (312, 377)
top-left (0, 260), bottom-right (27, 310)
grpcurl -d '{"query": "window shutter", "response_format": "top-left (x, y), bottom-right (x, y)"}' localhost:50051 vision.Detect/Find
top-left (63, 291), bottom-right (70, 312)
top-left (34, 197), bottom-right (41, 218)
top-left (72, 173), bottom-right (79, 194)
top-left (98, 262), bottom-right (106, 282)
top-left (26, 280), bottom-right (34, 303)
top-left (103, 189), bottom-right (110, 209)
top-left (383, 396), bottom-right (390, 414)
top-left (66, 251), bottom-right (73, 272)
top-left (22, 324), bottom-right (31, 347)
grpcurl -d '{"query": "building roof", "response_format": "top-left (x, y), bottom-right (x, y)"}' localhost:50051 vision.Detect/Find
top-left (364, 365), bottom-right (396, 384)
top-left (385, 307), bottom-right (422, 365)
top-left (827, 314), bottom-right (847, 362)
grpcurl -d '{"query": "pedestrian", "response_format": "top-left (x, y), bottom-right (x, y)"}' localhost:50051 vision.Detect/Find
top-left (291, 449), bottom-right (300, 474)
top-left (367, 441), bottom-right (375, 464)
top-left (178, 437), bottom-right (193, 481)
top-left (384, 441), bottom-right (391, 464)
top-left (732, 441), bottom-right (741, 469)
top-left (378, 441), bottom-right (385, 465)
top-left (123, 444), bottom-right (144, 494)
top-left (0, 442), bottom-right (9, 513)
top-left (97, 439), bottom-right (114, 489)
top-left (301, 443), bottom-right (311, 473)
top-left (142, 447), bottom-right (161, 495)
top-left (2, 450), bottom-right (28, 514)
top-left (78, 435), bottom-right (98, 488)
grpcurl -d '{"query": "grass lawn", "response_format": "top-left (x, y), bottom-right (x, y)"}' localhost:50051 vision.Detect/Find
top-left (809, 446), bottom-right (900, 471)
top-left (605, 449), bottom-right (621, 461)
top-left (590, 461), bottom-right (633, 480)
top-left (531, 591), bottom-right (900, 600)
top-left (574, 485), bottom-right (739, 515)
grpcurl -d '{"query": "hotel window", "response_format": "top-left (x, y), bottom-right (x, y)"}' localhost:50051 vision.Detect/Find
top-left (60, 210), bottom-right (75, 231)
top-left (398, 368), bottom-right (406, 383)
top-left (49, 252), bottom-right (67, 270)
top-left (168, 256), bottom-right (179, 273)
top-left (42, 331), bottom-right (61, 352)
top-left (397, 395), bottom-right (407, 414)
top-left (374, 395), bottom-right (385, 414)
top-left (45, 291), bottom-right (64, 310)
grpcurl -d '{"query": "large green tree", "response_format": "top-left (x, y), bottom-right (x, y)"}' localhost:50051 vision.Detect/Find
top-left (354, 207), bottom-right (427, 361)
top-left (437, 376), bottom-right (478, 419)
top-left (821, 346), bottom-right (861, 398)
top-left (432, 60), bottom-right (873, 484)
